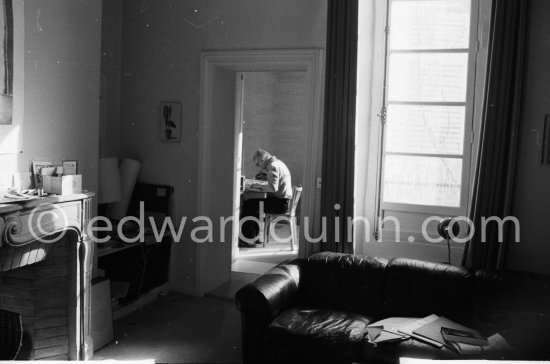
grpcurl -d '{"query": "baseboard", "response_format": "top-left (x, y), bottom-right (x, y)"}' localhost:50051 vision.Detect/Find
top-left (170, 278), bottom-right (198, 296)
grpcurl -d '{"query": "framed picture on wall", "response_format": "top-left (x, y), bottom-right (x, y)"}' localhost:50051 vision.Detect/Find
top-left (159, 102), bottom-right (182, 142)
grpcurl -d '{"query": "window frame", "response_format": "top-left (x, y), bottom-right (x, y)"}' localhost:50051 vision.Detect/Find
top-left (365, 0), bottom-right (490, 242)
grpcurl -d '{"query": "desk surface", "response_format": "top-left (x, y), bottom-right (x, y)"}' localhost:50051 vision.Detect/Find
top-left (241, 189), bottom-right (267, 201)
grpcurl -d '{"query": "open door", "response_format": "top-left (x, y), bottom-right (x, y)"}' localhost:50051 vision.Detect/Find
top-left (197, 49), bottom-right (324, 295)
top-left (231, 72), bottom-right (245, 263)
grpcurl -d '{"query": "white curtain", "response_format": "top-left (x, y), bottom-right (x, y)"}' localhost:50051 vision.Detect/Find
top-left (353, 0), bottom-right (378, 254)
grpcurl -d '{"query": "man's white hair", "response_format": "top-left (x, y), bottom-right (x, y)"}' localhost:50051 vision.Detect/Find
top-left (253, 148), bottom-right (272, 162)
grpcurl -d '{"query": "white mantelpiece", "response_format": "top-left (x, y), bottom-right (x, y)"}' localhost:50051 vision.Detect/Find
top-left (0, 193), bottom-right (94, 360)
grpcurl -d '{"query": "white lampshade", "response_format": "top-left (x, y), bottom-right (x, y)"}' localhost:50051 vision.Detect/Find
top-left (98, 157), bottom-right (123, 204)
top-left (104, 158), bottom-right (141, 220)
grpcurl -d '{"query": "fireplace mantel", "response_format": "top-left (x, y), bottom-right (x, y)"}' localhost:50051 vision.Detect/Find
top-left (0, 193), bottom-right (94, 360)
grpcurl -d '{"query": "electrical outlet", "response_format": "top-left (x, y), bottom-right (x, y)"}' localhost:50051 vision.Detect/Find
top-left (316, 177), bottom-right (322, 189)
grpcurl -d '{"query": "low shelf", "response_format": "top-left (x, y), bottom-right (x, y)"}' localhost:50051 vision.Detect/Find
top-left (96, 235), bottom-right (171, 313)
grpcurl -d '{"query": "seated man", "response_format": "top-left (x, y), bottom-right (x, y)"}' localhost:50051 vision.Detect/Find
top-left (240, 149), bottom-right (292, 247)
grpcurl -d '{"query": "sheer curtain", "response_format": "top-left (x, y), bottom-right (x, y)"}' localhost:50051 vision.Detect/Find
top-left (462, 0), bottom-right (528, 269)
top-left (320, 0), bottom-right (358, 253)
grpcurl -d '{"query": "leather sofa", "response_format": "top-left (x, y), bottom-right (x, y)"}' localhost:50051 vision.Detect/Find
top-left (235, 252), bottom-right (550, 364)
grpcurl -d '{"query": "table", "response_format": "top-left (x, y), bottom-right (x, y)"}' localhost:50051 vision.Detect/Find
top-left (241, 178), bottom-right (268, 201)
top-left (240, 187), bottom-right (267, 244)
top-left (241, 190), bottom-right (267, 201)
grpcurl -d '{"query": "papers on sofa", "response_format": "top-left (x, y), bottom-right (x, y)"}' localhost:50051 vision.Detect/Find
top-left (398, 314), bottom-right (442, 347)
top-left (396, 314), bottom-right (493, 352)
top-left (412, 316), bottom-right (475, 347)
top-left (366, 317), bottom-right (413, 346)
top-left (368, 328), bottom-right (408, 346)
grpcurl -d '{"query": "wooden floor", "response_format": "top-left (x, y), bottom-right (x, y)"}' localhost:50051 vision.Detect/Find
top-left (93, 293), bottom-right (243, 363)
top-left (233, 223), bottom-right (298, 273)
top-left (93, 224), bottom-right (301, 363)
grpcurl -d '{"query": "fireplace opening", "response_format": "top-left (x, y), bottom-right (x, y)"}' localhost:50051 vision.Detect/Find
top-left (0, 231), bottom-right (76, 360)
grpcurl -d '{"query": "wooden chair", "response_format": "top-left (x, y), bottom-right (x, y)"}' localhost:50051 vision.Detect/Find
top-left (0, 308), bottom-right (23, 360)
top-left (262, 186), bottom-right (302, 250)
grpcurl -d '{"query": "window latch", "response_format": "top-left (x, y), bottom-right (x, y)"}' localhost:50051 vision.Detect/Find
top-left (377, 106), bottom-right (387, 125)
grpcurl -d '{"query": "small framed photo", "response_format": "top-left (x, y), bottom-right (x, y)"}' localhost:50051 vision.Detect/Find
top-left (160, 102), bottom-right (182, 142)
top-left (32, 160), bottom-right (53, 188)
top-left (62, 160), bottom-right (78, 175)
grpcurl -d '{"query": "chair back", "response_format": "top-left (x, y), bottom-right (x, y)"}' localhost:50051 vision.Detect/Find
top-left (288, 186), bottom-right (303, 216)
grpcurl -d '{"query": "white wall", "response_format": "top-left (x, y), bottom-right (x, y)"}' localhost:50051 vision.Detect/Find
top-left (99, 0), bottom-right (122, 158)
top-left (120, 0), bottom-right (327, 294)
top-left (0, 0), bottom-right (101, 202)
top-left (242, 71), bottom-right (309, 187)
top-left (507, 0), bottom-right (550, 274)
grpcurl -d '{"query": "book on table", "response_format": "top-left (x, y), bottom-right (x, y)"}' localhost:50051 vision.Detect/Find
top-left (412, 316), bottom-right (488, 348)
top-left (441, 327), bottom-right (489, 346)
top-left (445, 333), bottom-right (510, 355)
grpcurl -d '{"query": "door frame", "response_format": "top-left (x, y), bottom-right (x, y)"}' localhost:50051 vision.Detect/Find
top-left (197, 49), bottom-right (324, 295)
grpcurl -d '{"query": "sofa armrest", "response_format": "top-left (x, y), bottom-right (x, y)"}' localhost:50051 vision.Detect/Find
top-left (236, 258), bottom-right (304, 318)
top-left (235, 259), bottom-right (304, 364)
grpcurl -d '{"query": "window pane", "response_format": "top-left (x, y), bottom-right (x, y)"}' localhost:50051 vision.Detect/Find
top-left (383, 155), bottom-right (462, 207)
top-left (385, 105), bottom-right (466, 155)
top-left (388, 53), bottom-right (468, 102)
top-left (390, 0), bottom-right (471, 50)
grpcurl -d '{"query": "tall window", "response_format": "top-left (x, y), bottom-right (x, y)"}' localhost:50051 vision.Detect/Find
top-left (0, 0), bottom-right (13, 125)
top-left (376, 0), bottom-right (480, 240)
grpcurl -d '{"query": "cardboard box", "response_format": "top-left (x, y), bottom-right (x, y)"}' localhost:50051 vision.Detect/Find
top-left (43, 174), bottom-right (82, 195)
top-left (91, 278), bottom-right (114, 350)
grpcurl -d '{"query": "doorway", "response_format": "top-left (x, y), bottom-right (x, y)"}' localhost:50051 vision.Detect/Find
top-left (197, 49), bottom-right (324, 296)
top-left (232, 71), bottom-right (309, 275)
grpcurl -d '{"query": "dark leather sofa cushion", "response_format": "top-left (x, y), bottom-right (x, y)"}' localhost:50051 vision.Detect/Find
top-left (474, 269), bottom-right (550, 315)
top-left (384, 258), bottom-right (474, 324)
top-left (473, 269), bottom-right (550, 359)
top-left (267, 307), bottom-right (372, 361)
top-left (472, 310), bottom-right (550, 360)
top-left (300, 252), bottom-right (388, 316)
top-left (236, 259), bottom-right (303, 318)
